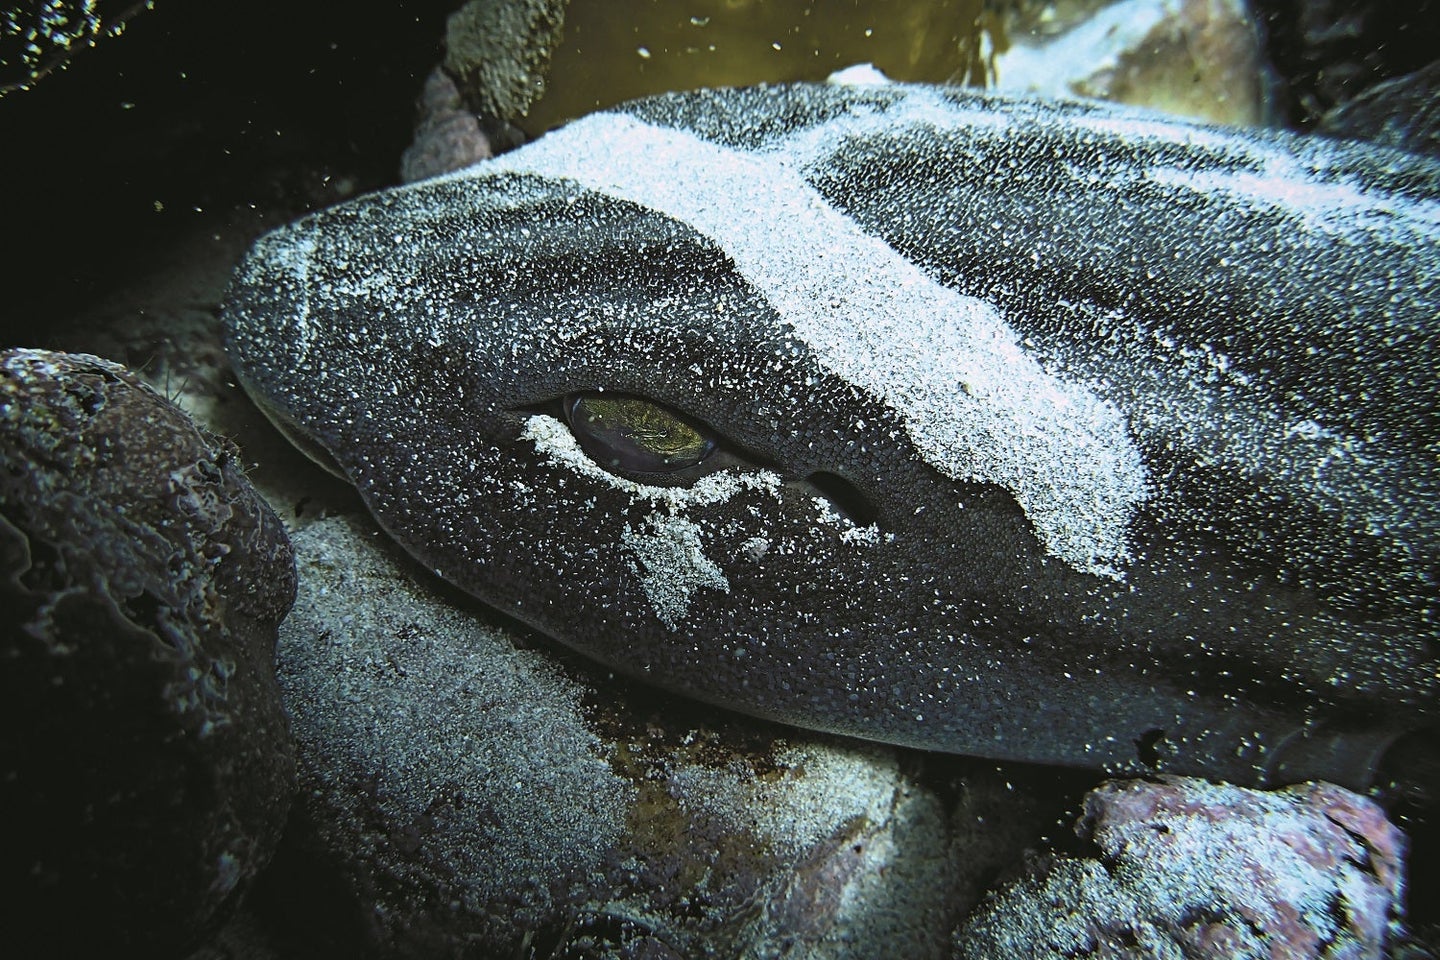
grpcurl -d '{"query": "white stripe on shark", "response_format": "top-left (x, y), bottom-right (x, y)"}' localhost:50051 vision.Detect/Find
top-left (473, 94), bottom-right (1150, 578)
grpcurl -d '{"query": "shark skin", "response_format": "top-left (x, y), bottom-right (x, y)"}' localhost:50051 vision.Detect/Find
top-left (223, 83), bottom-right (1438, 789)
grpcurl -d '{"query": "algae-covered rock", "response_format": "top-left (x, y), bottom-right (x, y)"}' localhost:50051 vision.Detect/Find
top-left (0, 349), bottom-right (297, 957)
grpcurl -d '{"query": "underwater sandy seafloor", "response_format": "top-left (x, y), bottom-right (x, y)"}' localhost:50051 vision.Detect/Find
top-left (3, 1), bottom-right (1438, 957)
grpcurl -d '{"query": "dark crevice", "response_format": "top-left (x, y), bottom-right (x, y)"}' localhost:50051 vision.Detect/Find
top-left (1135, 728), bottom-right (1167, 768)
top-left (1323, 890), bottom-right (1353, 946)
top-left (805, 470), bottom-right (879, 528)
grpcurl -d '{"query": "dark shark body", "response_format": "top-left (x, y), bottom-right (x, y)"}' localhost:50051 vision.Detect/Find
top-left (224, 83), bottom-right (1438, 788)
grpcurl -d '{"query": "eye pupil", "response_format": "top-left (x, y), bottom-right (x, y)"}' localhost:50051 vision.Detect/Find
top-left (565, 393), bottom-right (717, 475)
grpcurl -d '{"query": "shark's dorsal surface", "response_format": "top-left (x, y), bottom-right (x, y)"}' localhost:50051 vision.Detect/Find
top-left (224, 83), bottom-right (1438, 788)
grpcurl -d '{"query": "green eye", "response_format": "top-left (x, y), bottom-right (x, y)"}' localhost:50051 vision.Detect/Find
top-left (565, 393), bottom-right (717, 474)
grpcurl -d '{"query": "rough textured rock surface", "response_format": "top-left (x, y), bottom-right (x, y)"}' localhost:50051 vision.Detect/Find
top-left (443, 0), bottom-right (567, 123)
top-left (270, 512), bottom-right (1037, 959)
top-left (953, 776), bottom-right (1409, 959)
top-left (0, 349), bottom-right (297, 957)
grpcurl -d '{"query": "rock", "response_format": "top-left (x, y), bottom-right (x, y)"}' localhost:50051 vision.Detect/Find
top-left (991, 0), bottom-right (1269, 126)
top-left (0, 0), bottom-right (155, 95)
top-left (0, 349), bottom-right (297, 957)
top-left (443, 0), bottom-right (568, 123)
top-left (953, 775), bottom-right (1409, 960)
top-left (269, 512), bottom-right (1034, 958)
top-left (400, 66), bottom-right (495, 183)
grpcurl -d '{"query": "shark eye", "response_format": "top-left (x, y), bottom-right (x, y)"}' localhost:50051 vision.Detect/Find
top-left (565, 393), bottom-right (717, 475)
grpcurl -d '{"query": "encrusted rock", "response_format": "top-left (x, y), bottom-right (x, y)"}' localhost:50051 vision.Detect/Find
top-left (953, 775), bottom-right (1409, 960)
top-left (0, 349), bottom-right (297, 957)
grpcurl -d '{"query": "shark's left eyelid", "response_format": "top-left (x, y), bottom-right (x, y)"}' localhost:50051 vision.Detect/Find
top-left (564, 393), bottom-right (718, 475)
